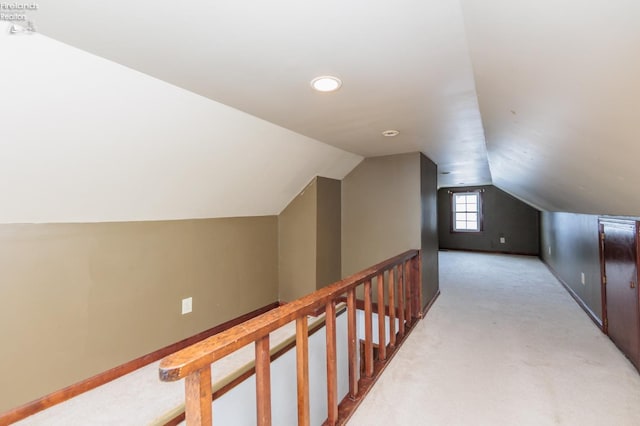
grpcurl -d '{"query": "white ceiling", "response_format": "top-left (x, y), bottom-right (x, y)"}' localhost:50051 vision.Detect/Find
top-left (32, 0), bottom-right (491, 189)
top-left (0, 21), bottom-right (361, 223)
top-left (461, 0), bottom-right (640, 214)
top-left (4, 0), bottom-right (640, 217)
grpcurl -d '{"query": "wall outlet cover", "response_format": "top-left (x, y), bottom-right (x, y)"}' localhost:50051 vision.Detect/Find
top-left (182, 297), bottom-right (193, 314)
top-left (499, 237), bottom-right (506, 244)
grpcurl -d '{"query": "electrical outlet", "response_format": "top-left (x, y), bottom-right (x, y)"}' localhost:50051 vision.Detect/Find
top-left (182, 297), bottom-right (193, 315)
top-left (581, 272), bottom-right (585, 285)
top-left (499, 237), bottom-right (506, 244)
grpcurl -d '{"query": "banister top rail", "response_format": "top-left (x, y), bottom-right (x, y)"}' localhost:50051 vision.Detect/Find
top-left (159, 249), bottom-right (419, 382)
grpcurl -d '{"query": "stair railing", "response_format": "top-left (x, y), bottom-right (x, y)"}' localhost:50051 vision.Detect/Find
top-left (159, 249), bottom-right (422, 426)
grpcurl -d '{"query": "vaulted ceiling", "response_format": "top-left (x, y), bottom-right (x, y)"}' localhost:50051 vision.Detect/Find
top-left (2, 1), bottom-right (639, 221)
top-left (462, 0), bottom-right (640, 214)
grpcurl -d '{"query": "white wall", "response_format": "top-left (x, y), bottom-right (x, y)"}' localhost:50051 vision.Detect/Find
top-left (207, 311), bottom-right (350, 426)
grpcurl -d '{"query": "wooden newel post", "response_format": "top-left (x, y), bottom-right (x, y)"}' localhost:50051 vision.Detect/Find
top-left (185, 367), bottom-right (212, 426)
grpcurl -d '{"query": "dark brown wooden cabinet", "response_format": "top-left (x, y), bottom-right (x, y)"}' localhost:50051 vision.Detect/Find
top-left (599, 219), bottom-right (640, 370)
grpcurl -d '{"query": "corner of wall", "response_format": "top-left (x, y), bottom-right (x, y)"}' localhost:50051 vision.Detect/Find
top-left (420, 153), bottom-right (439, 308)
top-left (316, 177), bottom-right (342, 290)
top-left (277, 178), bottom-right (318, 302)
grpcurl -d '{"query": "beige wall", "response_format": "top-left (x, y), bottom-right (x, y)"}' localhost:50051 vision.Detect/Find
top-left (341, 153), bottom-right (422, 278)
top-left (278, 179), bottom-right (318, 302)
top-left (316, 177), bottom-right (342, 290)
top-left (2, 156), bottom-right (438, 412)
top-left (278, 177), bottom-right (342, 301)
top-left (0, 217), bottom-right (278, 412)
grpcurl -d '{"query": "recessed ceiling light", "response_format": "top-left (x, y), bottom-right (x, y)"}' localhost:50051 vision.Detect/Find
top-left (310, 76), bottom-right (342, 92)
top-left (382, 130), bottom-right (400, 137)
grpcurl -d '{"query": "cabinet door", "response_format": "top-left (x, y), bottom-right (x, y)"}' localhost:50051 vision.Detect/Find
top-left (601, 220), bottom-right (640, 369)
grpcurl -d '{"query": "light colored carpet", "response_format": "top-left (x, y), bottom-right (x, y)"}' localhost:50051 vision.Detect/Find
top-left (348, 251), bottom-right (640, 426)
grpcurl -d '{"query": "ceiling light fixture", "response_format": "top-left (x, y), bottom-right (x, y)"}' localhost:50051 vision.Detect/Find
top-left (382, 130), bottom-right (400, 137)
top-left (310, 76), bottom-right (342, 92)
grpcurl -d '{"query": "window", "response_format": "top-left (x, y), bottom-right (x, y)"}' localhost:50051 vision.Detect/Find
top-left (452, 191), bottom-right (482, 232)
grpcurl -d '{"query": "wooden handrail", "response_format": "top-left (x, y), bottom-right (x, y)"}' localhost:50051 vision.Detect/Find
top-left (159, 249), bottom-right (422, 425)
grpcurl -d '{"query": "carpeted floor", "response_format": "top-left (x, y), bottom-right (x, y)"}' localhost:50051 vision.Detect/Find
top-left (348, 251), bottom-right (640, 426)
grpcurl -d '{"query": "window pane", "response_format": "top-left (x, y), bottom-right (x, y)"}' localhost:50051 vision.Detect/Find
top-left (452, 192), bottom-right (481, 232)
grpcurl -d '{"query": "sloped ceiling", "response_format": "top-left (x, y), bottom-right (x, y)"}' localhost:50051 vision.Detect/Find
top-left (0, 21), bottom-right (361, 223)
top-left (460, 0), bottom-right (640, 214)
top-left (3, 1), bottom-right (640, 219)
top-left (31, 0), bottom-right (491, 189)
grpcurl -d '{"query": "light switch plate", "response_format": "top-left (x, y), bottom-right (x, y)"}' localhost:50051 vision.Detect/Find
top-left (182, 297), bottom-right (192, 315)
top-left (499, 237), bottom-right (506, 244)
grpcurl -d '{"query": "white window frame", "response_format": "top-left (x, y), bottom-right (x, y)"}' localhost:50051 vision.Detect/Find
top-left (451, 191), bottom-right (482, 232)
